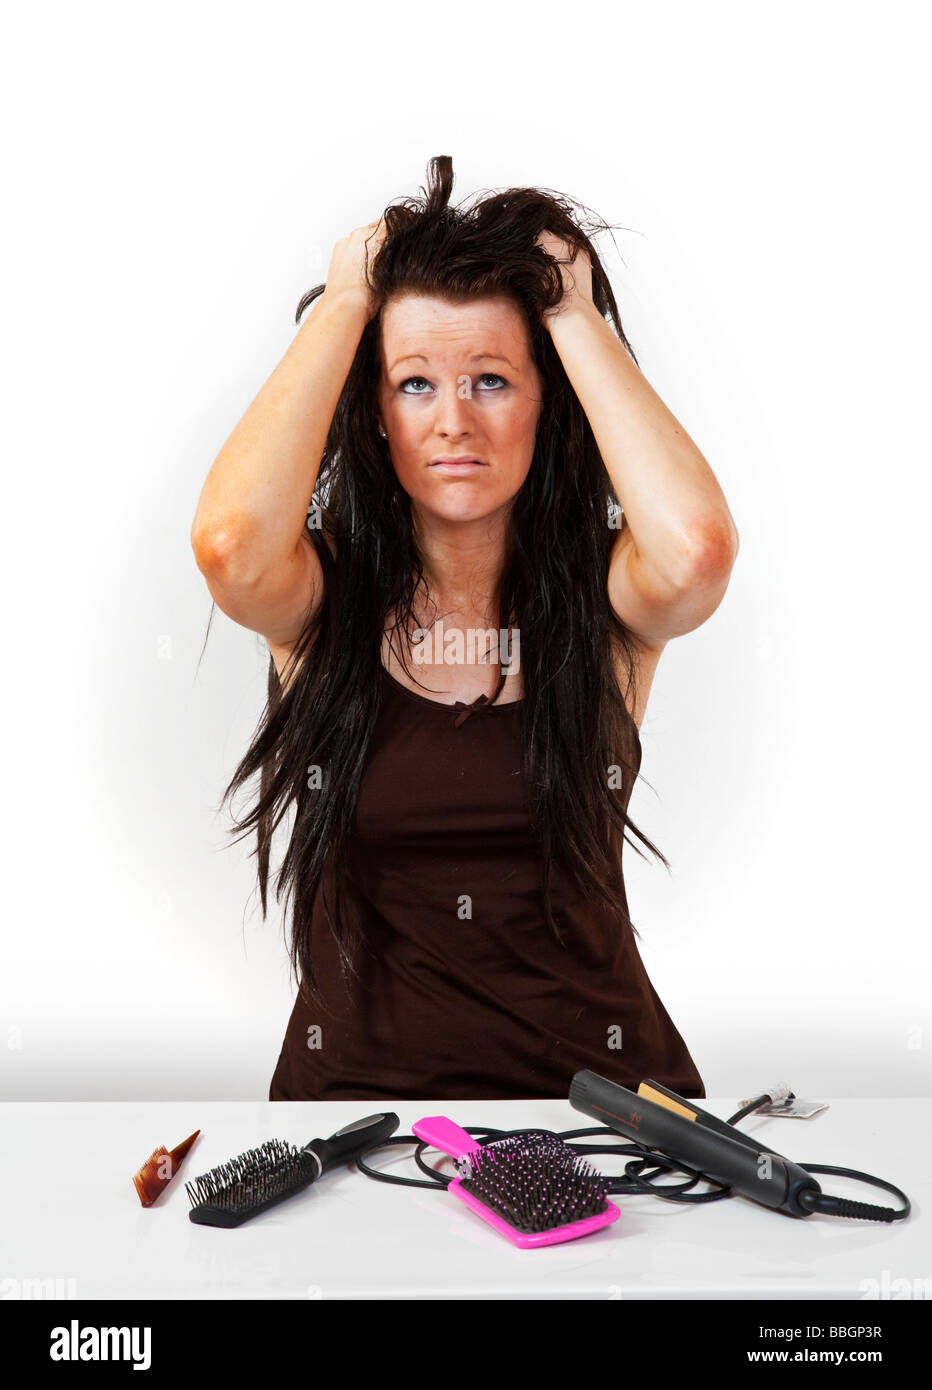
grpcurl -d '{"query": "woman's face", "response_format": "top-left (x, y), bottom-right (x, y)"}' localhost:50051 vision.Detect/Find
top-left (376, 293), bottom-right (543, 526)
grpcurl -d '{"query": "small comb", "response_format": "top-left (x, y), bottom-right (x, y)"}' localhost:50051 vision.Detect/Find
top-left (133, 1130), bottom-right (200, 1206)
top-left (412, 1115), bottom-right (619, 1248)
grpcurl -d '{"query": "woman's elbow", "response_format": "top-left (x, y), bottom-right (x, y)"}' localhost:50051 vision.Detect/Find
top-left (684, 514), bottom-right (740, 584)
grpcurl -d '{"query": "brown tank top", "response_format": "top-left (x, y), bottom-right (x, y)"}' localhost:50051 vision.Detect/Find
top-left (269, 663), bottom-right (705, 1102)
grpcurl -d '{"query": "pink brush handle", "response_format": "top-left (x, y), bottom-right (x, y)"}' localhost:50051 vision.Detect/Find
top-left (411, 1115), bottom-right (483, 1160)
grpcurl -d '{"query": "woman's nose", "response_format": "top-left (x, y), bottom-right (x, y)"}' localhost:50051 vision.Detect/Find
top-left (433, 383), bottom-right (475, 432)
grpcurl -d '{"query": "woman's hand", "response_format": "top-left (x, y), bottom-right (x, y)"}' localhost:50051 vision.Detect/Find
top-left (323, 217), bottom-right (388, 321)
top-left (536, 230), bottom-right (594, 328)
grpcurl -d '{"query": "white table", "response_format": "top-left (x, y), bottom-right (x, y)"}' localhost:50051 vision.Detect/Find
top-left (0, 1098), bottom-right (926, 1300)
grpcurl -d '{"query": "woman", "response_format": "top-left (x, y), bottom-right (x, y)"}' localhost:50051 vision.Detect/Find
top-left (191, 156), bottom-right (739, 1101)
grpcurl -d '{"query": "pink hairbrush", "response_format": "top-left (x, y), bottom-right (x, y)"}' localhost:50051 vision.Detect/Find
top-left (411, 1115), bottom-right (620, 1248)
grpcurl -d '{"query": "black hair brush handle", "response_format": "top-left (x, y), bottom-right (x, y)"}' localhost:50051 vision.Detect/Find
top-left (303, 1112), bottom-right (400, 1178)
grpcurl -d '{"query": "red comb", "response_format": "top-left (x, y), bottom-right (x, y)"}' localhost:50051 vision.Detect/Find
top-left (133, 1130), bottom-right (200, 1206)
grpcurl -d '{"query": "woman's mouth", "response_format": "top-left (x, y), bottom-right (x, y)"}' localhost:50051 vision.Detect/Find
top-left (428, 457), bottom-right (488, 474)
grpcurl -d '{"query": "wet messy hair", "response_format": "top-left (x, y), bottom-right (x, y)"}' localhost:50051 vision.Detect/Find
top-left (207, 155), bottom-right (670, 1012)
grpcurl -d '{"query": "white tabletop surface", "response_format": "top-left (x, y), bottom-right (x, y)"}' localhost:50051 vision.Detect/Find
top-left (0, 1098), bottom-right (927, 1300)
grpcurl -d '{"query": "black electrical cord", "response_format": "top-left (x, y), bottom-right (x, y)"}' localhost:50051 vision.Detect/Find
top-left (354, 1097), bottom-right (910, 1220)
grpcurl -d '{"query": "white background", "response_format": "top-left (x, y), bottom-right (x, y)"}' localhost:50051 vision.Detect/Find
top-left (2, 1), bottom-right (928, 1099)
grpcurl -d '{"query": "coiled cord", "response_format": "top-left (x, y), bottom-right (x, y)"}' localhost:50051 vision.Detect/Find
top-left (354, 1094), bottom-right (910, 1221)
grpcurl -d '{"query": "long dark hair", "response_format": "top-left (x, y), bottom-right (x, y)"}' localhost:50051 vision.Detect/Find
top-left (206, 155), bottom-right (670, 1011)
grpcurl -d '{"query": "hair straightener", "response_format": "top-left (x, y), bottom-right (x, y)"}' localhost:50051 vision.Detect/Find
top-left (569, 1070), bottom-right (909, 1221)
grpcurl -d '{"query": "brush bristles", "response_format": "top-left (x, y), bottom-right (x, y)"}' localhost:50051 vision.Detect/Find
top-left (458, 1133), bottom-right (608, 1234)
top-left (185, 1140), bottom-right (317, 1215)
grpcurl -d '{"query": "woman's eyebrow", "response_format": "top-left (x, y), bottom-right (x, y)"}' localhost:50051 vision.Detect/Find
top-left (389, 351), bottom-right (517, 371)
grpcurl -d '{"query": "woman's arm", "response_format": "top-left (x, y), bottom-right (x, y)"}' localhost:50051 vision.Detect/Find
top-left (191, 288), bottom-right (369, 587)
top-left (190, 220), bottom-right (385, 646)
top-left (538, 233), bottom-right (739, 647)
